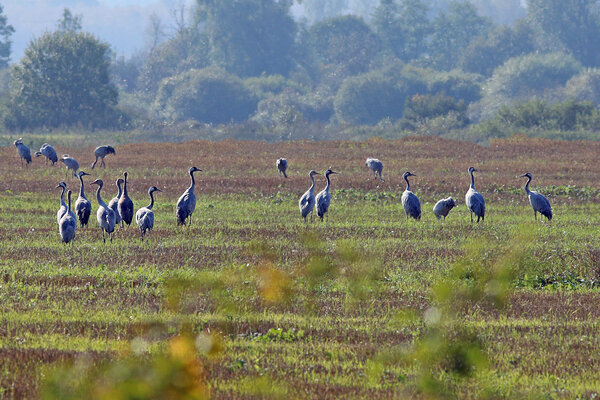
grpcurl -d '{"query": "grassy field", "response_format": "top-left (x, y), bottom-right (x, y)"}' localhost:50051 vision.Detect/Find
top-left (2, 135), bottom-right (600, 398)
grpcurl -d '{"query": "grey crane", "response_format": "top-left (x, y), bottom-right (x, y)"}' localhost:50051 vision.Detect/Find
top-left (56, 182), bottom-right (75, 224)
top-left (433, 197), bottom-right (456, 220)
top-left (35, 143), bottom-right (58, 165)
top-left (117, 171), bottom-right (134, 228)
top-left (91, 145), bottom-right (116, 169)
top-left (75, 171), bottom-right (92, 227)
top-left (365, 158), bottom-right (384, 182)
top-left (299, 170), bottom-right (320, 222)
top-left (401, 172), bottom-right (421, 220)
top-left (60, 155), bottom-right (79, 178)
top-left (276, 158), bottom-right (288, 178)
top-left (521, 173), bottom-right (552, 221)
top-left (465, 167), bottom-right (485, 223)
top-left (176, 167), bottom-right (202, 226)
top-left (108, 178), bottom-right (124, 226)
top-left (59, 190), bottom-right (77, 244)
top-left (316, 169), bottom-right (337, 222)
top-left (136, 186), bottom-right (162, 240)
top-left (90, 178), bottom-right (116, 243)
top-left (14, 138), bottom-right (32, 167)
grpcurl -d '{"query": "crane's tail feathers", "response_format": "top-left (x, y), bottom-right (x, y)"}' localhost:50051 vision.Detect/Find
top-left (176, 209), bottom-right (187, 226)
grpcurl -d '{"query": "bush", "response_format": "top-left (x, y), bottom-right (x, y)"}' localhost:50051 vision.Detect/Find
top-left (428, 70), bottom-right (483, 104)
top-left (153, 67), bottom-right (257, 124)
top-left (403, 93), bottom-right (468, 125)
top-left (563, 68), bottom-right (600, 104)
top-left (244, 75), bottom-right (306, 100)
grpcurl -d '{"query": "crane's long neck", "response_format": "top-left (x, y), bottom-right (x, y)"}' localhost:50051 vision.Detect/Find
top-left (116, 181), bottom-right (123, 198)
top-left (78, 174), bottom-right (85, 197)
top-left (524, 176), bottom-right (532, 194)
top-left (147, 191), bottom-right (155, 210)
top-left (67, 191), bottom-right (72, 212)
top-left (470, 171), bottom-right (476, 189)
top-left (96, 184), bottom-right (105, 207)
top-left (404, 175), bottom-right (411, 192)
top-left (189, 170), bottom-right (196, 191)
top-left (60, 186), bottom-right (66, 207)
top-left (123, 175), bottom-right (129, 196)
top-left (324, 173), bottom-right (331, 193)
top-left (309, 174), bottom-right (315, 193)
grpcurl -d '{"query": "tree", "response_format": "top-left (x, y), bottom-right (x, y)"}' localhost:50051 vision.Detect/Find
top-left (373, 0), bottom-right (403, 57)
top-left (428, 1), bottom-right (492, 70)
top-left (195, 0), bottom-right (297, 77)
top-left (153, 67), bottom-right (257, 124)
top-left (526, 0), bottom-right (600, 66)
top-left (0, 4), bottom-right (14, 69)
top-left (56, 8), bottom-right (82, 33)
top-left (296, 0), bottom-right (349, 24)
top-left (5, 31), bottom-right (119, 130)
top-left (399, 0), bottom-right (430, 61)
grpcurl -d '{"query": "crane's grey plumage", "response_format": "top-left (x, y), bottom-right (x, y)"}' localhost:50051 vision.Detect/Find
top-left (465, 167), bottom-right (485, 223)
top-left (75, 171), bottom-right (92, 227)
top-left (521, 173), bottom-right (552, 221)
top-left (108, 178), bottom-right (124, 226)
top-left (299, 170), bottom-right (320, 222)
top-left (56, 182), bottom-right (75, 224)
top-left (433, 197), bottom-right (456, 220)
top-left (401, 172), bottom-right (421, 220)
top-left (316, 169), bottom-right (337, 222)
top-left (14, 138), bottom-right (32, 167)
top-left (59, 190), bottom-right (77, 244)
top-left (276, 158), bottom-right (288, 178)
top-left (90, 178), bottom-right (116, 243)
top-left (60, 155), bottom-right (79, 178)
top-left (91, 145), bottom-right (116, 169)
top-left (176, 167), bottom-right (202, 226)
top-left (365, 158), bottom-right (384, 182)
top-left (35, 143), bottom-right (58, 165)
top-left (117, 171), bottom-right (134, 228)
top-left (136, 186), bottom-right (162, 240)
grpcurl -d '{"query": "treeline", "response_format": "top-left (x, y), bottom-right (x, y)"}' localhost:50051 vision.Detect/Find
top-left (1, 1), bottom-right (600, 141)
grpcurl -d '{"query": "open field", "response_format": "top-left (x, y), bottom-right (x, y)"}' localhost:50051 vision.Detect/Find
top-left (2, 136), bottom-right (600, 398)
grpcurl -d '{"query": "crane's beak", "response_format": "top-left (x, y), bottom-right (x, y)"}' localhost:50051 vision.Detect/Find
top-left (156, 188), bottom-right (163, 192)
top-left (520, 174), bottom-right (528, 178)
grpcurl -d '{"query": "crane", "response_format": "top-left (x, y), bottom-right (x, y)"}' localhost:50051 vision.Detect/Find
top-left (433, 197), bottom-right (456, 220)
top-left (90, 178), bottom-right (116, 243)
top-left (56, 182), bottom-right (75, 224)
top-left (136, 186), bottom-right (162, 240)
top-left (75, 171), bottom-right (92, 227)
top-left (299, 170), bottom-right (320, 222)
top-left (176, 167), bottom-right (202, 226)
top-left (34, 143), bottom-right (58, 165)
top-left (58, 190), bottom-right (77, 244)
top-left (401, 172), bottom-right (421, 220)
top-left (91, 145), bottom-right (116, 169)
top-left (316, 169), bottom-right (337, 222)
top-left (14, 138), bottom-right (31, 167)
top-left (521, 173), bottom-right (552, 221)
top-left (365, 158), bottom-right (384, 182)
top-left (276, 158), bottom-right (288, 178)
top-left (465, 167), bottom-right (485, 223)
top-left (117, 171), bottom-right (134, 228)
top-left (60, 155), bottom-right (79, 178)
top-left (108, 178), bottom-right (124, 226)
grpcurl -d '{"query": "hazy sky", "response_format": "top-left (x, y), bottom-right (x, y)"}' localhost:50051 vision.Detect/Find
top-left (3, 0), bottom-right (195, 61)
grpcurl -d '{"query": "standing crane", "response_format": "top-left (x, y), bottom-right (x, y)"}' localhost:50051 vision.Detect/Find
top-left (108, 178), bottom-right (124, 226)
top-left (316, 169), bottom-right (337, 222)
top-left (90, 179), bottom-right (116, 243)
top-left (56, 182), bottom-right (75, 224)
top-left (58, 190), bottom-right (77, 244)
top-left (276, 158), bottom-right (288, 178)
top-left (35, 143), bottom-right (58, 166)
top-left (401, 172), bottom-right (421, 220)
top-left (60, 155), bottom-right (80, 178)
top-left (365, 158), bottom-right (384, 182)
top-left (299, 170), bottom-right (320, 222)
top-left (176, 167), bottom-right (202, 226)
top-left (14, 138), bottom-right (32, 167)
top-left (521, 173), bottom-right (552, 221)
top-left (91, 145), bottom-right (116, 169)
top-left (117, 171), bottom-right (134, 228)
top-left (136, 186), bottom-right (162, 240)
top-left (75, 171), bottom-right (92, 227)
top-left (465, 167), bottom-right (485, 223)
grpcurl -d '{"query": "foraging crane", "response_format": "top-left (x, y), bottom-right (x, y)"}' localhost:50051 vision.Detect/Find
top-left (14, 138), bottom-right (32, 167)
top-left (108, 178), bottom-right (124, 226)
top-left (176, 167), bottom-right (202, 226)
top-left (521, 173), bottom-right (552, 221)
top-left (299, 170), bottom-right (320, 222)
top-left (401, 172), bottom-right (421, 220)
top-left (117, 171), bottom-right (134, 228)
top-left (433, 197), bottom-right (456, 220)
top-left (58, 190), bottom-right (77, 244)
top-left (60, 155), bottom-right (79, 178)
top-left (75, 171), bottom-right (92, 227)
top-left (316, 169), bottom-right (337, 222)
top-left (90, 178), bottom-right (116, 243)
top-left (276, 158), bottom-right (288, 178)
top-left (91, 145), bottom-right (116, 169)
top-left (34, 143), bottom-right (58, 165)
top-left (365, 158), bottom-right (384, 182)
top-left (465, 167), bottom-right (485, 223)
top-left (136, 186), bottom-right (162, 240)
top-left (56, 182), bottom-right (75, 224)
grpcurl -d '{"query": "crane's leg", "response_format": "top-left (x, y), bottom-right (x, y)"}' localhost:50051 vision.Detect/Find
top-left (102, 229), bottom-right (106, 243)
top-left (102, 158), bottom-right (106, 168)
top-left (470, 211), bottom-right (473, 223)
top-left (534, 211), bottom-right (537, 221)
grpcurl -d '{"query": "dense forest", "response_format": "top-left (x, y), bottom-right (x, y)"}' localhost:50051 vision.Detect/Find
top-left (1, 0), bottom-right (600, 142)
